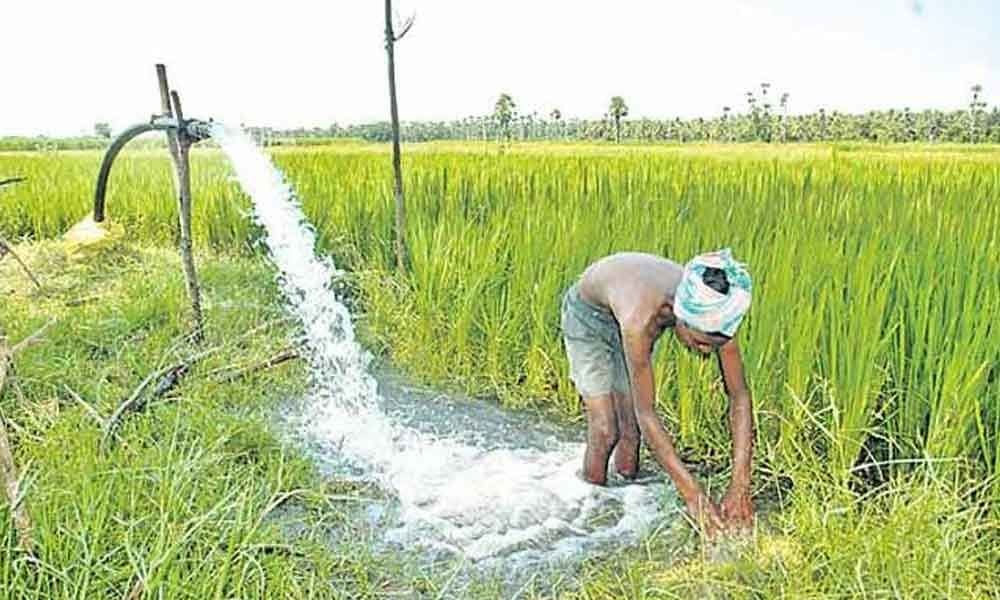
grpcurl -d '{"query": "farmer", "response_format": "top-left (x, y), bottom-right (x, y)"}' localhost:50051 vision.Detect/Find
top-left (560, 249), bottom-right (753, 538)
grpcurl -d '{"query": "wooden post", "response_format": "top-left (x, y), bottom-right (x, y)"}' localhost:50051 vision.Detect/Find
top-left (156, 64), bottom-right (204, 342)
top-left (170, 90), bottom-right (204, 343)
top-left (384, 0), bottom-right (409, 273)
top-left (0, 327), bottom-right (33, 555)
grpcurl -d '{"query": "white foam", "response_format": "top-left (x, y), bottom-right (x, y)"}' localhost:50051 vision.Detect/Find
top-left (211, 123), bottom-right (677, 567)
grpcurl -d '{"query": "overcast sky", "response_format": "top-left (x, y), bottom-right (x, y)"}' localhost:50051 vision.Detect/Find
top-left (1, 1), bottom-right (998, 137)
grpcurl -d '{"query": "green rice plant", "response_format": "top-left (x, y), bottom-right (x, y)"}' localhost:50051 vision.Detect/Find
top-left (2, 141), bottom-right (1000, 596)
top-left (818, 240), bottom-right (897, 480)
top-left (2, 142), bottom-right (998, 490)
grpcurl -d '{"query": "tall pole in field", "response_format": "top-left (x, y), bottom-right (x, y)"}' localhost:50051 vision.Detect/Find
top-left (156, 64), bottom-right (204, 342)
top-left (0, 325), bottom-right (35, 555)
top-left (384, 0), bottom-right (413, 273)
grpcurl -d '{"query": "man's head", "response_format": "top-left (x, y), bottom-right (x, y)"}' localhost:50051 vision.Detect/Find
top-left (673, 249), bottom-right (752, 352)
top-left (675, 267), bottom-right (732, 353)
top-left (675, 321), bottom-right (730, 355)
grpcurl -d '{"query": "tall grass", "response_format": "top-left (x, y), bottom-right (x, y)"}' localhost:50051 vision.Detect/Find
top-left (2, 142), bottom-right (999, 596)
top-left (2, 143), bottom-right (998, 493)
top-left (0, 245), bottom-right (446, 598)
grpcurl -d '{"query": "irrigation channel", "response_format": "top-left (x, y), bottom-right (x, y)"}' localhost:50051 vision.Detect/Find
top-left (211, 124), bottom-right (682, 573)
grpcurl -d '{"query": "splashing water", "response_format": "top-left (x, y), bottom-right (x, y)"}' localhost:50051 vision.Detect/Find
top-left (210, 124), bottom-right (680, 568)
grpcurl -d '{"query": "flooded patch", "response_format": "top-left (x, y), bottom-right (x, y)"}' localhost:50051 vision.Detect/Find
top-left (213, 123), bottom-right (682, 576)
top-left (281, 373), bottom-right (680, 571)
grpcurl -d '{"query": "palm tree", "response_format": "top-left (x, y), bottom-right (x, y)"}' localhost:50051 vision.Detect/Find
top-left (549, 108), bottom-right (562, 139)
top-left (757, 83), bottom-right (773, 142)
top-left (494, 93), bottom-right (516, 143)
top-left (609, 96), bottom-right (629, 143)
top-left (969, 84), bottom-right (985, 143)
top-left (779, 92), bottom-right (790, 142)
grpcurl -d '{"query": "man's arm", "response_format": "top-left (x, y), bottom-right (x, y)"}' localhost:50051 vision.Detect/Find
top-left (620, 317), bottom-right (724, 538)
top-left (717, 339), bottom-right (754, 530)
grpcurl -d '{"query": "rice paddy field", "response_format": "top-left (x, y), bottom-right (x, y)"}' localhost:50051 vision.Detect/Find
top-left (2, 140), bottom-right (999, 597)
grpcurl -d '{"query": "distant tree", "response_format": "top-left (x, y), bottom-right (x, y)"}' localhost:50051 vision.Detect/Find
top-left (969, 84), bottom-right (986, 143)
top-left (720, 106), bottom-right (732, 142)
top-left (902, 107), bottom-right (917, 141)
top-left (384, 0), bottom-right (415, 272)
top-left (745, 90), bottom-right (760, 141)
top-left (759, 83), bottom-right (773, 142)
top-left (494, 93), bottom-right (516, 143)
top-left (476, 115), bottom-right (488, 141)
top-left (778, 92), bottom-right (790, 142)
top-left (521, 111), bottom-right (539, 140)
top-left (94, 122), bottom-right (112, 139)
top-left (215, 82), bottom-right (999, 147)
top-left (609, 96), bottom-right (629, 143)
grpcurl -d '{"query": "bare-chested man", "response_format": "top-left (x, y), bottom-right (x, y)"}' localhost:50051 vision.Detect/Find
top-left (560, 249), bottom-right (754, 538)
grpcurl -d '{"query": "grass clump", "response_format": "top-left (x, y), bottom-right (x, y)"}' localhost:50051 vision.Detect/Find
top-left (0, 241), bottom-right (435, 598)
top-left (564, 473), bottom-right (998, 599)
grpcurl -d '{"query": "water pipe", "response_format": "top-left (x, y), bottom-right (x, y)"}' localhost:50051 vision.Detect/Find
top-left (92, 115), bottom-right (214, 222)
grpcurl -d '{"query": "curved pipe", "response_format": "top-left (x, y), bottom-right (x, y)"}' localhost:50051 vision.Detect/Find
top-left (92, 122), bottom-right (173, 222)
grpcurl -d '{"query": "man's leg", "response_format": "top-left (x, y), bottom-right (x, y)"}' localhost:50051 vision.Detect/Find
top-left (582, 393), bottom-right (619, 485)
top-left (612, 389), bottom-right (641, 478)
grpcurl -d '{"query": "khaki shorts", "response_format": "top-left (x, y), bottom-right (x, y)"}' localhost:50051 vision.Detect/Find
top-left (560, 283), bottom-right (630, 397)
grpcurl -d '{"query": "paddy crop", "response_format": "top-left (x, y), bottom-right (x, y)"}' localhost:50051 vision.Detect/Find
top-left (2, 141), bottom-right (998, 597)
top-left (3, 142), bottom-right (998, 487)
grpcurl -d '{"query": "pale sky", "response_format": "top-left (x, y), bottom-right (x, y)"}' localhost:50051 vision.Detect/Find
top-left (1, 1), bottom-right (997, 137)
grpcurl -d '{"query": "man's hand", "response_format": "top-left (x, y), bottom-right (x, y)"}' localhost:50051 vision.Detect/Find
top-left (720, 485), bottom-right (754, 533)
top-left (684, 489), bottom-right (725, 540)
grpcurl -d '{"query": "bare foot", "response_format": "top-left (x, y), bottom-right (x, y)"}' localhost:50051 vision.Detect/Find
top-left (613, 437), bottom-right (640, 479)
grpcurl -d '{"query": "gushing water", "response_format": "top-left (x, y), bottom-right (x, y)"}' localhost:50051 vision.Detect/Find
top-left (211, 124), bottom-right (679, 569)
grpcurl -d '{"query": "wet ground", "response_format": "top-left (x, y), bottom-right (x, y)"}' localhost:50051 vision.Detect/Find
top-left (278, 369), bottom-right (684, 584)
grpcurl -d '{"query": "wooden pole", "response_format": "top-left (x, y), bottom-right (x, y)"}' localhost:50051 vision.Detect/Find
top-left (155, 64), bottom-right (172, 118)
top-left (156, 64), bottom-right (204, 342)
top-left (170, 90), bottom-right (204, 343)
top-left (384, 0), bottom-right (408, 273)
top-left (0, 326), bottom-right (34, 555)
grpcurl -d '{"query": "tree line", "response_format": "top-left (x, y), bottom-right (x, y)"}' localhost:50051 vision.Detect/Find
top-left (250, 84), bottom-right (999, 145)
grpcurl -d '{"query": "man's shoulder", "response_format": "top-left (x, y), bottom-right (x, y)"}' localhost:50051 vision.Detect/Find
top-left (581, 253), bottom-right (683, 311)
top-left (593, 252), bottom-right (681, 271)
top-left (591, 253), bottom-right (684, 284)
